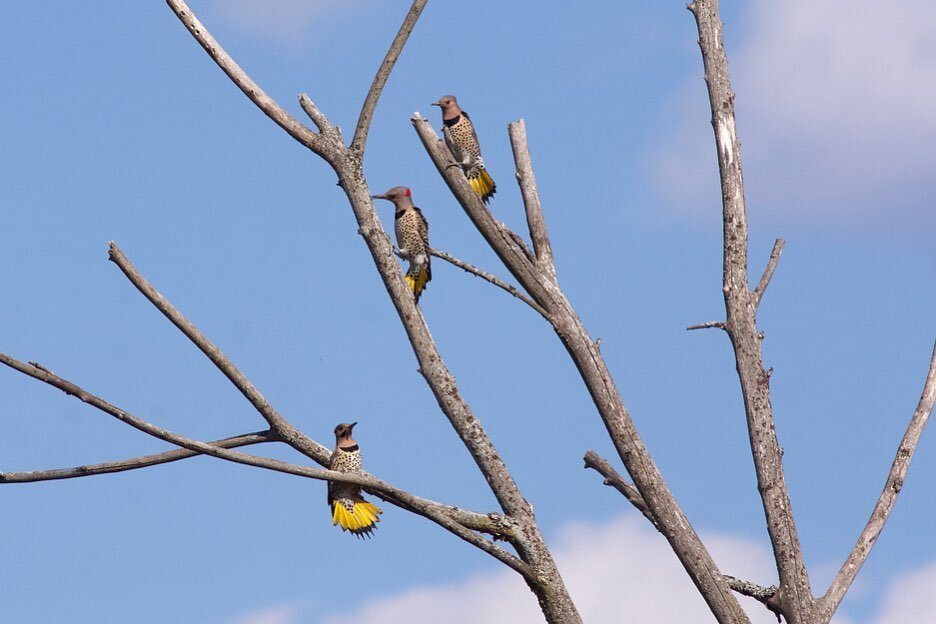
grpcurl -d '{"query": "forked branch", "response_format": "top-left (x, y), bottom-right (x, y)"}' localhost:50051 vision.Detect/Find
top-left (416, 103), bottom-right (751, 624)
top-left (108, 242), bottom-right (329, 464)
top-left (0, 352), bottom-right (529, 574)
top-left (165, 0), bottom-right (337, 158)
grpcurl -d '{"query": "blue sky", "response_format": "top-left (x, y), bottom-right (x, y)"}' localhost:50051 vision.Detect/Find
top-left (1, 1), bottom-right (933, 623)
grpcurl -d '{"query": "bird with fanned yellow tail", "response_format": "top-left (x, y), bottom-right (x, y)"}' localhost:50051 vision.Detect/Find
top-left (432, 95), bottom-right (496, 204)
top-left (371, 186), bottom-right (432, 303)
top-left (328, 422), bottom-right (382, 538)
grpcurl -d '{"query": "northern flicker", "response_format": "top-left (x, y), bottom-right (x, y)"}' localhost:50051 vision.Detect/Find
top-left (432, 95), bottom-right (496, 204)
top-left (328, 422), bottom-right (382, 538)
top-left (371, 186), bottom-right (432, 303)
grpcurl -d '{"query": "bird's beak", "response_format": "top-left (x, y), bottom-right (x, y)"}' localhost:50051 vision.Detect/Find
top-left (371, 193), bottom-right (387, 200)
top-left (431, 101), bottom-right (442, 107)
top-left (349, 422), bottom-right (358, 431)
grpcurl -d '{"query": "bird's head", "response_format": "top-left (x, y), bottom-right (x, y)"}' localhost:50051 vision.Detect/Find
top-left (334, 422), bottom-right (358, 445)
top-left (431, 95), bottom-right (460, 118)
top-left (371, 186), bottom-right (413, 207)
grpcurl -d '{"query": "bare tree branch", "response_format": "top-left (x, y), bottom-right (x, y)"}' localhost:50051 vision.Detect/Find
top-left (164, 0), bottom-right (337, 159)
top-left (0, 430), bottom-right (275, 483)
top-left (416, 112), bottom-right (751, 624)
top-left (687, 321), bottom-right (727, 331)
top-left (298, 94), bottom-right (335, 137)
top-left (753, 238), bottom-right (785, 308)
top-left (507, 228), bottom-right (537, 264)
top-left (818, 342), bottom-right (936, 618)
top-left (430, 248), bottom-right (548, 317)
top-left (0, 352), bottom-right (531, 574)
top-left (724, 575), bottom-right (783, 621)
top-left (509, 119), bottom-right (555, 277)
top-left (351, 0), bottom-right (428, 156)
top-left (688, 1), bottom-right (814, 620)
top-left (107, 241), bottom-right (330, 464)
top-left (583, 450), bottom-right (658, 530)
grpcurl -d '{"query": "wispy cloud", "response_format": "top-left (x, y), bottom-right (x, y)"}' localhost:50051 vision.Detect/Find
top-left (228, 514), bottom-right (936, 623)
top-left (321, 514), bottom-right (780, 624)
top-left (650, 0), bottom-right (936, 233)
top-left (871, 562), bottom-right (936, 624)
top-left (227, 603), bottom-right (300, 624)
top-left (206, 0), bottom-right (367, 48)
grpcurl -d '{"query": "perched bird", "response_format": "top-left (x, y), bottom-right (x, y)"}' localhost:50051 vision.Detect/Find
top-left (432, 95), bottom-right (496, 204)
top-left (328, 422), bottom-right (382, 538)
top-left (371, 186), bottom-right (432, 303)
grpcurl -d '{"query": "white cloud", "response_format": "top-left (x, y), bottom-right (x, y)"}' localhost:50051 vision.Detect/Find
top-left (207, 0), bottom-right (366, 47)
top-left (227, 514), bottom-right (936, 624)
top-left (651, 0), bottom-right (936, 230)
top-left (227, 603), bottom-right (300, 624)
top-left (322, 514), bottom-right (780, 624)
top-left (869, 561), bottom-right (936, 624)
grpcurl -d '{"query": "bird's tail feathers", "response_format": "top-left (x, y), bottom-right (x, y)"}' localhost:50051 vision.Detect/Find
top-left (469, 168), bottom-right (496, 204)
top-left (332, 498), bottom-right (382, 538)
top-left (406, 262), bottom-right (431, 303)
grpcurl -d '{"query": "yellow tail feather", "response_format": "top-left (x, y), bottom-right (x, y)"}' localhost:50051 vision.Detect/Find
top-left (332, 499), bottom-right (383, 538)
top-left (405, 266), bottom-right (430, 303)
top-left (469, 168), bottom-right (496, 204)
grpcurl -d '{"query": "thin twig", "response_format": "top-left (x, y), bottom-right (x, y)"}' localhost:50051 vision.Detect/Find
top-left (107, 241), bottom-right (329, 464)
top-left (819, 342), bottom-right (936, 618)
top-left (350, 0), bottom-right (428, 156)
top-left (687, 321), bottom-right (727, 331)
top-left (164, 0), bottom-right (333, 158)
top-left (507, 228), bottom-right (537, 264)
top-left (0, 352), bottom-right (531, 574)
top-left (508, 119), bottom-right (555, 277)
top-left (723, 575), bottom-right (783, 622)
top-left (0, 431), bottom-right (275, 483)
top-left (298, 94), bottom-right (334, 136)
top-left (753, 239), bottom-right (785, 308)
top-left (430, 248), bottom-right (548, 317)
top-left (583, 450), bottom-right (658, 530)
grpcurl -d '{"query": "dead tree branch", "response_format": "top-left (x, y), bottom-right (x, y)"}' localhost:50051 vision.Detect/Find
top-left (0, 351), bottom-right (529, 573)
top-left (724, 575), bottom-right (783, 621)
top-left (687, 321), bottom-right (727, 331)
top-left (583, 450), bottom-right (657, 530)
top-left (108, 241), bottom-right (330, 465)
top-left (164, 0), bottom-right (332, 158)
top-left (414, 112), bottom-right (751, 624)
top-left (753, 238), bottom-right (785, 308)
top-left (689, 0), bottom-right (813, 620)
top-left (351, 0), bottom-right (428, 157)
top-left (0, 430), bottom-right (275, 483)
top-left (818, 343), bottom-right (936, 618)
top-left (508, 120), bottom-right (555, 277)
